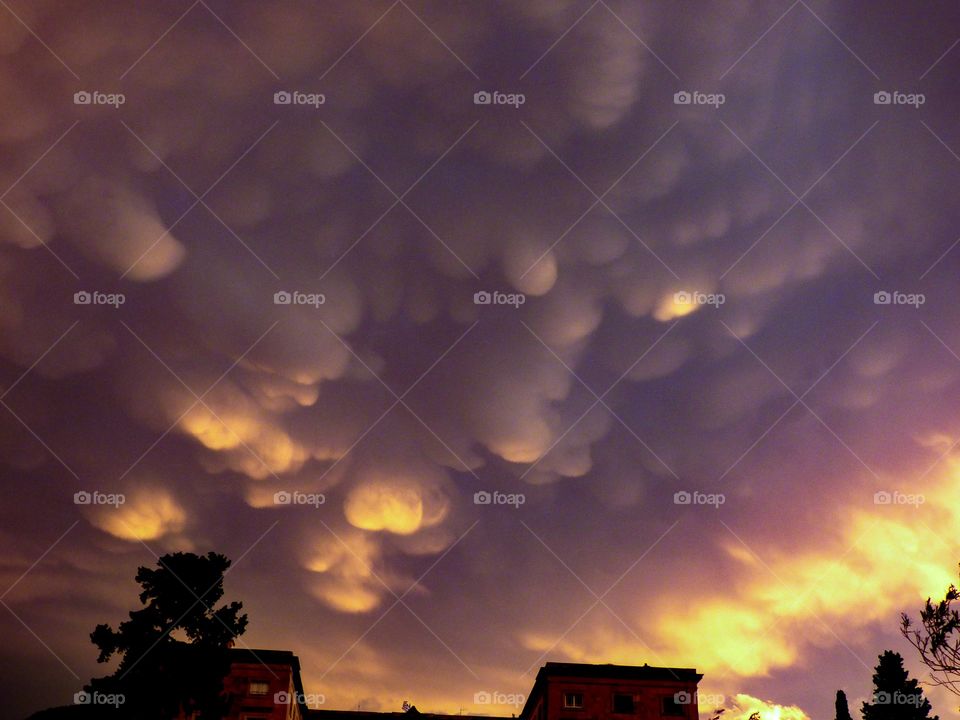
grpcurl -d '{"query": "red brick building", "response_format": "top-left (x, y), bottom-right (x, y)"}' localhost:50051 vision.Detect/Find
top-left (219, 653), bottom-right (702, 720)
top-left (518, 662), bottom-right (703, 720)
top-left (222, 649), bottom-right (309, 720)
top-left (28, 653), bottom-right (703, 720)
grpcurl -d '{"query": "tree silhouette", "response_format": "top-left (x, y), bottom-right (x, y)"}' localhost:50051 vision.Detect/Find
top-left (835, 690), bottom-right (853, 720)
top-left (902, 566), bottom-right (960, 698)
top-left (87, 551), bottom-right (247, 719)
top-left (861, 651), bottom-right (938, 720)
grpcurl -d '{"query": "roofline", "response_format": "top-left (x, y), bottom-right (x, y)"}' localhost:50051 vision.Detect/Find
top-left (308, 713), bottom-right (508, 719)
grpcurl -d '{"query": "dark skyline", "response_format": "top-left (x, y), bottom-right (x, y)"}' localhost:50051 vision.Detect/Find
top-left (2, 1), bottom-right (960, 719)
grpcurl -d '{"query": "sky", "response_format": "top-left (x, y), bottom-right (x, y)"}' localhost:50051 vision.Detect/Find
top-left (2, 1), bottom-right (960, 718)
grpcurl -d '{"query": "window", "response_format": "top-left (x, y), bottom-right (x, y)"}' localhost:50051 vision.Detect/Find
top-left (563, 693), bottom-right (584, 709)
top-left (661, 696), bottom-right (685, 716)
top-left (613, 694), bottom-right (635, 713)
top-left (248, 680), bottom-right (270, 696)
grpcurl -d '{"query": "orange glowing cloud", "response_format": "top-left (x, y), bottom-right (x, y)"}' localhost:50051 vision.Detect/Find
top-left (523, 455), bottom-right (960, 684)
top-left (727, 693), bottom-right (811, 720)
top-left (176, 391), bottom-right (309, 479)
top-left (653, 292), bottom-right (701, 321)
top-left (344, 481), bottom-right (426, 535)
top-left (653, 478), bottom-right (957, 679)
top-left (303, 530), bottom-right (385, 613)
top-left (88, 487), bottom-right (187, 541)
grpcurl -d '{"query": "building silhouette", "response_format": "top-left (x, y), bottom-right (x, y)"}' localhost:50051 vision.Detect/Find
top-left (219, 651), bottom-right (703, 720)
top-left (25, 651), bottom-right (703, 720)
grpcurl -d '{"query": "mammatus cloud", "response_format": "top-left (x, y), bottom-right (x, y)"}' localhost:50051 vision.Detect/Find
top-left (345, 481), bottom-right (427, 535)
top-left (87, 487), bottom-right (188, 542)
top-left (62, 179), bottom-right (186, 280)
top-left (3, 1), bottom-right (960, 719)
top-left (304, 529), bottom-right (386, 614)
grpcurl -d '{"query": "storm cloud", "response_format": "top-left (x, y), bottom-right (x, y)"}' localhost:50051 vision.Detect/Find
top-left (3, 2), bottom-right (960, 718)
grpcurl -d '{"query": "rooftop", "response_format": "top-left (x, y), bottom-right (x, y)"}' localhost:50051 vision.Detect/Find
top-left (536, 662), bottom-right (702, 682)
top-left (308, 710), bottom-right (505, 720)
top-left (229, 647), bottom-right (302, 668)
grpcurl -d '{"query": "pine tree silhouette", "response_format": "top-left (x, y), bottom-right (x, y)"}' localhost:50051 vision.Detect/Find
top-left (836, 690), bottom-right (853, 720)
top-left (861, 651), bottom-right (938, 720)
